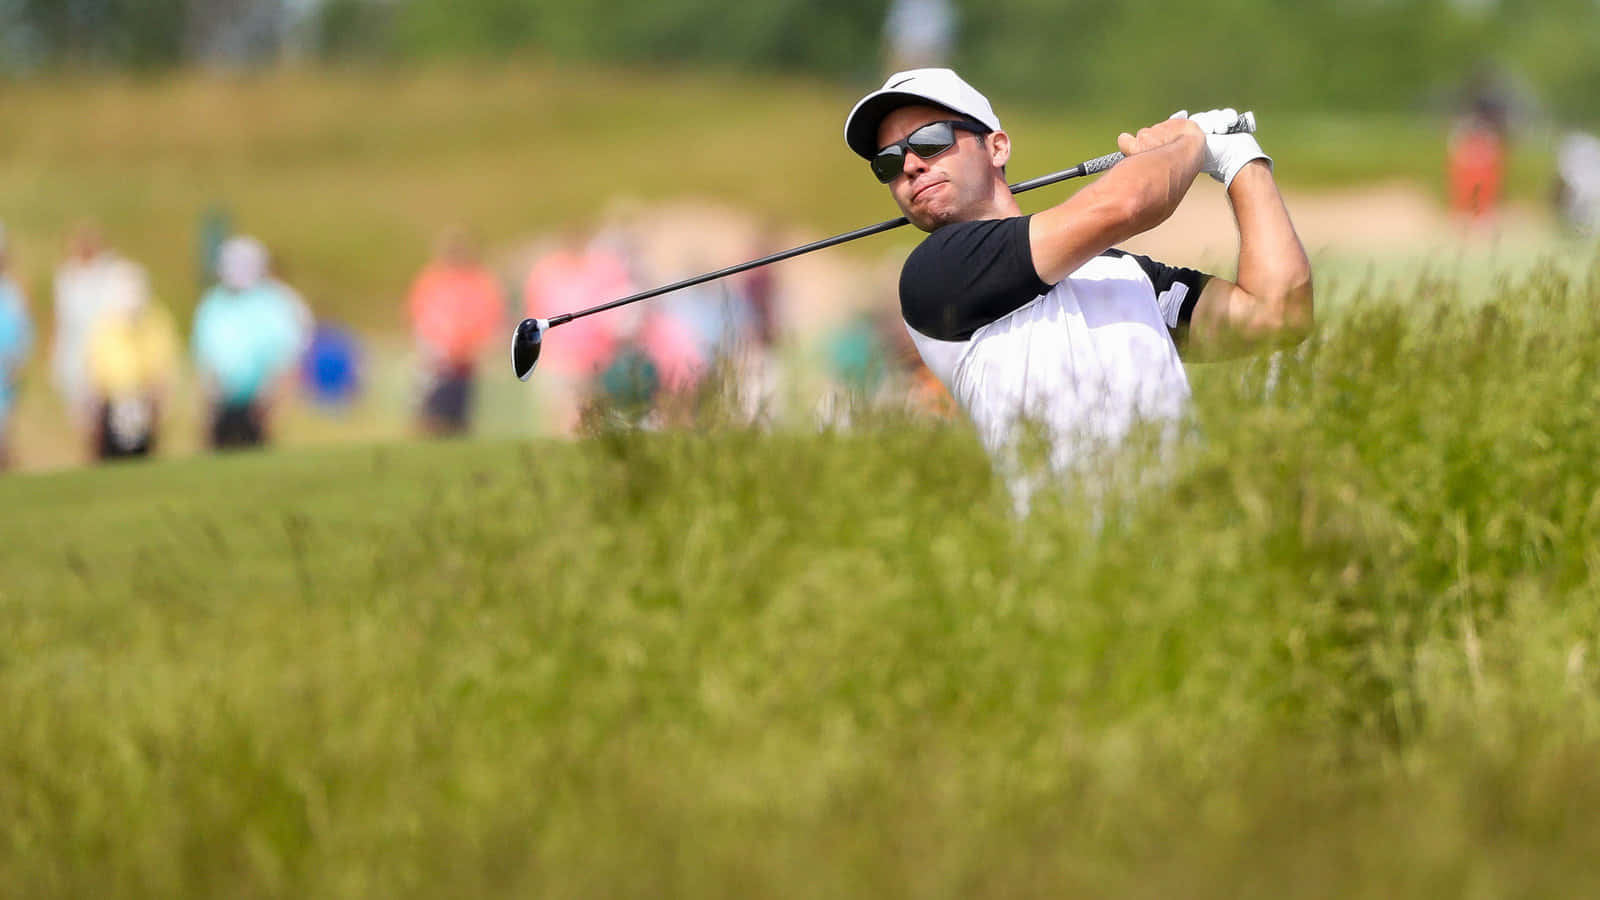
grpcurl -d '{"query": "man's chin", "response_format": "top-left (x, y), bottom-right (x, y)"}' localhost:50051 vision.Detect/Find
top-left (898, 193), bottom-right (964, 231)
top-left (911, 208), bottom-right (960, 232)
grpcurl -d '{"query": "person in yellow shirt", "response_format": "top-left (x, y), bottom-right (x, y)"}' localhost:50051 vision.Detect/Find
top-left (85, 260), bottom-right (178, 460)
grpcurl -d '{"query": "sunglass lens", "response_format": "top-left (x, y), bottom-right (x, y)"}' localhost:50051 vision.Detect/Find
top-left (871, 148), bottom-right (905, 183)
top-left (871, 122), bottom-right (964, 183)
top-left (906, 122), bottom-right (956, 159)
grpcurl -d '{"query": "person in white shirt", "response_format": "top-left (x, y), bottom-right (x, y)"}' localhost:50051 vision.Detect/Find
top-left (844, 69), bottom-right (1313, 505)
top-left (51, 222), bottom-right (126, 428)
top-left (1555, 131), bottom-right (1600, 235)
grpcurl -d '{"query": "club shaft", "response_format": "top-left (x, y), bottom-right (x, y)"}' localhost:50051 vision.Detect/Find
top-left (549, 164), bottom-right (1104, 327)
top-left (548, 113), bottom-right (1251, 328)
top-left (550, 217), bottom-right (913, 327)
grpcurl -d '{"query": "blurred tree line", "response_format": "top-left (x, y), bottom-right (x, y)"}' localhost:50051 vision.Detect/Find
top-left (0, 0), bottom-right (1596, 118)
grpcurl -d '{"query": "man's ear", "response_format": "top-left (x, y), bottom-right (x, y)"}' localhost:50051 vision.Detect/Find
top-left (988, 130), bottom-right (1011, 168)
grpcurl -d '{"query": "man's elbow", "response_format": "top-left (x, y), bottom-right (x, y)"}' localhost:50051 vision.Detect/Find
top-left (1264, 275), bottom-right (1314, 347)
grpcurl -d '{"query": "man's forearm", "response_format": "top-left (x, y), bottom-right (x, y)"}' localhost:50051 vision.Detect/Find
top-left (1030, 127), bottom-right (1205, 283)
top-left (1228, 161), bottom-right (1312, 337)
top-left (1108, 131), bottom-right (1207, 233)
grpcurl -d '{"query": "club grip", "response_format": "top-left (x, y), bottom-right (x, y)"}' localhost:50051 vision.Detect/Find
top-left (1087, 110), bottom-right (1254, 176)
top-left (1079, 152), bottom-right (1125, 175)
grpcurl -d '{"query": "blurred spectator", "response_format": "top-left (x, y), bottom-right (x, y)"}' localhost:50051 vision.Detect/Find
top-left (650, 254), bottom-right (759, 424)
top-left (1447, 73), bottom-right (1511, 223)
top-left (817, 307), bottom-right (954, 425)
top-left (191, 236), bottom-right (307, 450)
top-left (524, 233), bottom-right (626, 373)
top-left (661, 267), bottom-right (750, 372)
top-left (883, 0), bottom-right (958, 73)
top-left (1554, 131), bottom-right (1600, 235)
top-left (84, 261), bottom-right (179, 461)
top-left (0, 225), bottom-right (32, 470)
top-left (197, 206), bottom-right (232, 289)
top-left (727, 229), bottom-right (790, 424)
top-left (593, 341), bottom-right (662, 425)
top-left (823, 310), bottom-right (891, 400)
top-left (264, 250), bottom-right (316, 350)
top-left (641, 306), bottom-right (711, 393)
top-left (301, 323), bottom-right (364, 409)
top-left (595, 306), bottom-right (705, 427)
top-left (523, 231), bottom-right (635, 432)
top-left (407, 226), bottom-right (505, 435)
top-left (879, 306), bottom-right (955, 418)
top-left (736, 238), bottom-right (781, 351)
top-left (51, 221), bottom-right (125, 428)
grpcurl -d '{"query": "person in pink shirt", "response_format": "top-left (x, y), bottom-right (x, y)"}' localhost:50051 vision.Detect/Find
top-left (522, 231), bottom-right (637, 431)
top-left (408, 226), bottom-right (507, 435)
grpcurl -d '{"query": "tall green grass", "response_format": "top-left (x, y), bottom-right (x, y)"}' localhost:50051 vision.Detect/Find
top-left (3, 260), bottom-right (1600, 896)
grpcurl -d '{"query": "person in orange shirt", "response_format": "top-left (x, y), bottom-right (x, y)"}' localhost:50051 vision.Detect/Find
top-left (1448, 95), bottom-right (1509, 223)
top-left (408, 226), bottom-right (507, 435)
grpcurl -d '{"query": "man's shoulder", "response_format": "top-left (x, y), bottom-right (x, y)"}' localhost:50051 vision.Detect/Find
top-left (904, 216), bottom-right (1027, 273)
top-left (899, 216), bottom-right (1049, 342)
top-left (916, 215), bottom-right (1024, 244)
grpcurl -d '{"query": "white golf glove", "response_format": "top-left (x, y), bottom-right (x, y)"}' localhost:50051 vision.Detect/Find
top-left (1170, 108), bottom-right (1273, 188)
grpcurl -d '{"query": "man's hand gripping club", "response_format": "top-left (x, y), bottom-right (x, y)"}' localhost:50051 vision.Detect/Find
top-left (1170, 107), bottom-right (1272, 188)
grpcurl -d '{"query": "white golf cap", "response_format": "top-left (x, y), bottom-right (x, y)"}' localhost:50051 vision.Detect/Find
top-left (844, 68), bottom-right (1003, 160)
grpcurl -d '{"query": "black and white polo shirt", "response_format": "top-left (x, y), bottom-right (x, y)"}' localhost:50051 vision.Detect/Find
top-left (899, 215), bottom-right (1210, 470)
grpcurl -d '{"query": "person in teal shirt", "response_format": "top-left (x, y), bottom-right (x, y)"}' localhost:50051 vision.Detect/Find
top-left (0, 229), bottom-right (31, 469)
top-left (191, 236), bottom-right (308, 449)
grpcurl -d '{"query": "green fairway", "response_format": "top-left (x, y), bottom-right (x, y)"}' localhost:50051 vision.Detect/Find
top-left (5, 259), bottom-right (1600, 896)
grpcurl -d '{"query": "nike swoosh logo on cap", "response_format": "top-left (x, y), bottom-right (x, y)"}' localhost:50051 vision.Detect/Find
top-left (888, 77), bottom-right (915, 88)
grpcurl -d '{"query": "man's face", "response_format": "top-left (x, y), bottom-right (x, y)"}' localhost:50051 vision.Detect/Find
top-left (876, 104), bottom-right (1005, 231)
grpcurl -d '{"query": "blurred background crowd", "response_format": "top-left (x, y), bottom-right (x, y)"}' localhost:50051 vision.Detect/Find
top-left (0, 213), bottom-right (948, 470)
top-left (1, 0), bottom-right (1598, 471)
top-left (0, 208), bottom-right (943, 470)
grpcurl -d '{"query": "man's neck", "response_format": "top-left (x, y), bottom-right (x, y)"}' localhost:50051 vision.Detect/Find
top-left (986, 178), bottom-right (1023, 219)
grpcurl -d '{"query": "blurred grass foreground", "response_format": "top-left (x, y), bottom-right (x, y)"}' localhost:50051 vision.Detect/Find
top-left (5, 258), bottom-right (1600, 896)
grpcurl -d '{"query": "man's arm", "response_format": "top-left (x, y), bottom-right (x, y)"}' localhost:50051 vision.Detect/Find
top-left (1183, 159), bottom-right (1314, 362)
top-left (1028, 118), bottom-right (1206, 285)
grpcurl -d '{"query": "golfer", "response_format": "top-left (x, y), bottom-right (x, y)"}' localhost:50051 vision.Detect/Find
top-left (845, 69), bottom-right (1312, 499)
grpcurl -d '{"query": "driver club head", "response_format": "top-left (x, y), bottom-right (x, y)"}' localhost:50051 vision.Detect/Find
top-left (512, 318), bottom-right (548, 381)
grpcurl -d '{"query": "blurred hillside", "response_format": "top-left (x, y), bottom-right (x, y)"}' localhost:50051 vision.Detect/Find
top-left (0, 60), bottom-right (1573, 475)
top-left (2, 0), bottom-right (1594, 332)
top-left (0, 63), bottom-right (1565, 334)
top-left (3, 0), bottom-right (1598, 118)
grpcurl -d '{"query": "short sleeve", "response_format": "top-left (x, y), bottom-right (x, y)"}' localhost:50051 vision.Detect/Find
top-left (898, 217), bottom-right (1050, 341)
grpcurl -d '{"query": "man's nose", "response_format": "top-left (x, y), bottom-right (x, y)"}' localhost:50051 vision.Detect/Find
top-left (900, 150), bottom-right (929, 181)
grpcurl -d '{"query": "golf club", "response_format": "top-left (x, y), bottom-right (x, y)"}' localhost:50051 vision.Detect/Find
top-left (513, 111), bottom-right (1256, 380)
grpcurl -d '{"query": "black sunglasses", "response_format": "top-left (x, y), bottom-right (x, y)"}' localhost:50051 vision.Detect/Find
top-left (869, 120), bottom-right (990, 184)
